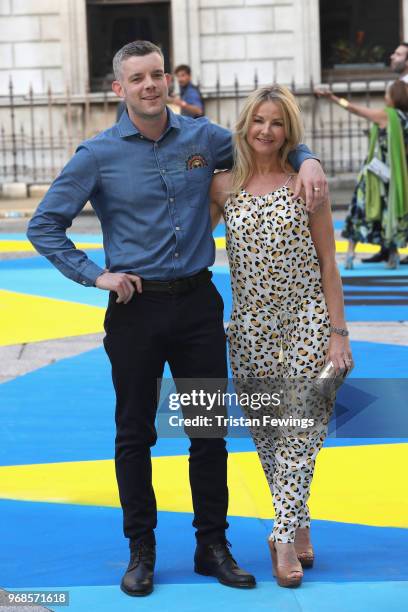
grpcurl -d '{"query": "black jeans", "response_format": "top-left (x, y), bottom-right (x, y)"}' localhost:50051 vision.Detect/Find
top-left (103, 278), bottom-right (229, 546)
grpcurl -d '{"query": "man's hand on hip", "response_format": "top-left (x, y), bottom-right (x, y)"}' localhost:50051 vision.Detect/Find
top-left (95, 272), bottom-right (142, 304)
top-left (293, 158), bottom-right (329, 213)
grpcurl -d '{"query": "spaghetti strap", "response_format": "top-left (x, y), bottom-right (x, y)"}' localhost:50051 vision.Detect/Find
top-left (283, 174), bottom-right (296, 188)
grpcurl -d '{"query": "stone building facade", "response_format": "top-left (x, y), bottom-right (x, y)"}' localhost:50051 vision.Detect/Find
top-left (3, 0), bottom-right (404, 96)
top-left (0, 0), bottom-right (406, 184)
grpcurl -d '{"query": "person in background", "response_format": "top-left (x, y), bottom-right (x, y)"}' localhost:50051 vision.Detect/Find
top-left (343, 41), bottom-right (408, 265)
top-left (359, 41), bottom-right (408, 264)
top-left (390, 42), bottom-right (408, 263)
top-left (316, 81), bottom-right (408, 270)
top-left (170, 64), bottom-right (204, 118)
top-left (390, 42), bottom-right (408, 84)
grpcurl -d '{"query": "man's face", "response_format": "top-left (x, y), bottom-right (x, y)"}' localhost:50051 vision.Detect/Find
top-left (112, 52), bottom-right (170, 119)
top-left (390, 45), bottom-right (408, 73)
top-left (175, 70), bottom-right (191, 88)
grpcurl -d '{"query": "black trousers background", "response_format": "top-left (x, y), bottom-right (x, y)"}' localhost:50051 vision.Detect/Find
top-left (103, 280), bottom-right (229, 545)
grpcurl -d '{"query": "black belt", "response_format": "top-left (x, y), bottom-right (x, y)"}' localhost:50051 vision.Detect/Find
top-left (142, 269), bottom-right (212, 294)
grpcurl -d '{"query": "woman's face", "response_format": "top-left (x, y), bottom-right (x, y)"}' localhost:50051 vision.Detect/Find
top-left (246, 101), bottom-right (287, 156)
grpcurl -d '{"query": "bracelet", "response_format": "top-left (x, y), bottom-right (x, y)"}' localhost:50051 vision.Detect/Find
top-left (330, 326), bottom-right (349, 337)
top-left (338, 98), bottom-right (350, 109)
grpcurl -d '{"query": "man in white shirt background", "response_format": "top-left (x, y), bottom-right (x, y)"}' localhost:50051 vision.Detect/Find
top-left (390, 42), bottom-right (408, 84)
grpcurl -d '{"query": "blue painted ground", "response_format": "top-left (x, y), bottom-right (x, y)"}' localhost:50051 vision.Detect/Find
top-left (1, 500), bottom-right (407, 588)
top-left (1, 254), bottom-right (407, 321)
top-left (1, 341), bottom-right (407, 467)
top-left (35, 581), bottom-right (408, 612)
top-left (1, 230), bottom-right (407, 611)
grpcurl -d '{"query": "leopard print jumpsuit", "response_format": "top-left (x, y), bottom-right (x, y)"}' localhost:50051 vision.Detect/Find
top-left (224, 180), bottom-right (334, 543)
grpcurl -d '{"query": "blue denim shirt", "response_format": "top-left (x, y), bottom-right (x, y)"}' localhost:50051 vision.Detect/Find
top-left (27, 108), bottom-right (317, 287)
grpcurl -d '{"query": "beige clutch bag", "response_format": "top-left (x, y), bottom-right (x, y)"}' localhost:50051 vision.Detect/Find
top-left (312, 360), bottom-right (354, 398)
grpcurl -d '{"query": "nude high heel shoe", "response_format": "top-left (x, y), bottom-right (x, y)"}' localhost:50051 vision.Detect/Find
top-left (294, 527), bottom-right (314, 569)
top-left (268, 539), bottom-right (303, 588)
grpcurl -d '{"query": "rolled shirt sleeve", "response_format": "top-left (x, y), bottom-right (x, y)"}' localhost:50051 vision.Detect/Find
top-left (288, 144), bottom-right (319, 170)
top-left (26, 145), bottom-right (105, 287)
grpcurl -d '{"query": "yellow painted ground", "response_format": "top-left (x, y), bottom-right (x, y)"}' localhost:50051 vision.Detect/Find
top-left (0, 444), bottom-right (406, 528)
top-left (0, 240), bottom-right (102, 253)
top-left (2, 238), bottom-right (408, 255)
top-left (0, 290), bottom-right (104, 346)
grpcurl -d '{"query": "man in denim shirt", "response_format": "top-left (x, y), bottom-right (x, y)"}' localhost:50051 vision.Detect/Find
top-left (27, 40), bottom-right (328, 597)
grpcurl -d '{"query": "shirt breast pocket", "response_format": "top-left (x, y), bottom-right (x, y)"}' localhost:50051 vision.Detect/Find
top-left (184, 166), bottom-right (212, 207)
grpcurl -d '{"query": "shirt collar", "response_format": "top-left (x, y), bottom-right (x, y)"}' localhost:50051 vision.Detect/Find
top-left (117, 106), bottom-right (181, 138)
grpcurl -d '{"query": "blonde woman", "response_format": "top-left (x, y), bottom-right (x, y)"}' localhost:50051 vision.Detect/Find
top-left (210, 85), bottom-right (352, 588)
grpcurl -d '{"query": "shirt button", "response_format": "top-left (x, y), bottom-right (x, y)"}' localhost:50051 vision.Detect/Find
top-left (81, 281), bottom-right (87, 285)
top-left (169, 197), bottom-right (174, 202)
top-left (161, 169), bottom-right (166, 174)
top-left (175, 226), bottom-right (180, 231)
top-left (174, 252), bottom-right (179, 258)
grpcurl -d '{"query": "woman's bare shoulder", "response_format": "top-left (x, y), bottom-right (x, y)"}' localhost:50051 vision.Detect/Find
top-left (212, 169), bottom-right (232, 188)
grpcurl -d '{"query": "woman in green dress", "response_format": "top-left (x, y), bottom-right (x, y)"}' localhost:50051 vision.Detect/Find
top-left (316, 80), bottom-right (408, 269)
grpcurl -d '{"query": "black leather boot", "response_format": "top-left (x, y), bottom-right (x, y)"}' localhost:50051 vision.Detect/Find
top-left (194, 540), bottom-right (256, 588)
top-left (361, 247), bottom-right (389, 263)
top-left (120, 540), bottom-right (156, 597)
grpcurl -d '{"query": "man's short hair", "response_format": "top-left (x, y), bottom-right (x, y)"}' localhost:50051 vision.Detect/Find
top-left (113, 40), bottom-right (164, 80)
top-left (175, 64), bottom-right (192, 76)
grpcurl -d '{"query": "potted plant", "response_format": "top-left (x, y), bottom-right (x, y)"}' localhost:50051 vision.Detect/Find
top-left (332, 31), bottom-right (385, 69)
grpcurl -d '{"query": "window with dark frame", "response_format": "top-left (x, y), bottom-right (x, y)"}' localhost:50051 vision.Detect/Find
top-left (320, 0), bottom-right (401, 76)
top-left (86, 0), bottom-right (171, 91)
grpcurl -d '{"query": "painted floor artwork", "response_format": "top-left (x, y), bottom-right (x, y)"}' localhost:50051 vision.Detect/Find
top-left (0, 228), bottom-right (407, 611)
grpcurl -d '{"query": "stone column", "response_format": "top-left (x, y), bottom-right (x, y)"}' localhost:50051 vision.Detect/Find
top-left (171, 0), bottom-right (201, 80)
top-left (293, 0), bottom-right (321, 87)
top-left (60, 0), bottom-right (89, 95)
top-left (402, 0), bottom-right (408, 39)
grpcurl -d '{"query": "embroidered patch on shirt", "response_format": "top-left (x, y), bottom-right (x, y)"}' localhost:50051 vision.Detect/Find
top-left (185, 153), bottom-right (208, 170)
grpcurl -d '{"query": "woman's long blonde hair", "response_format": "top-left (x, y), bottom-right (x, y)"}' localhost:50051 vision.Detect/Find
top-left (231, 85), bottom-right (304, 194)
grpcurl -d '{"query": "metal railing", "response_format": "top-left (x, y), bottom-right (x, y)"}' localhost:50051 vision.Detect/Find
top-left (0, 74), bottom-right (386, 184)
